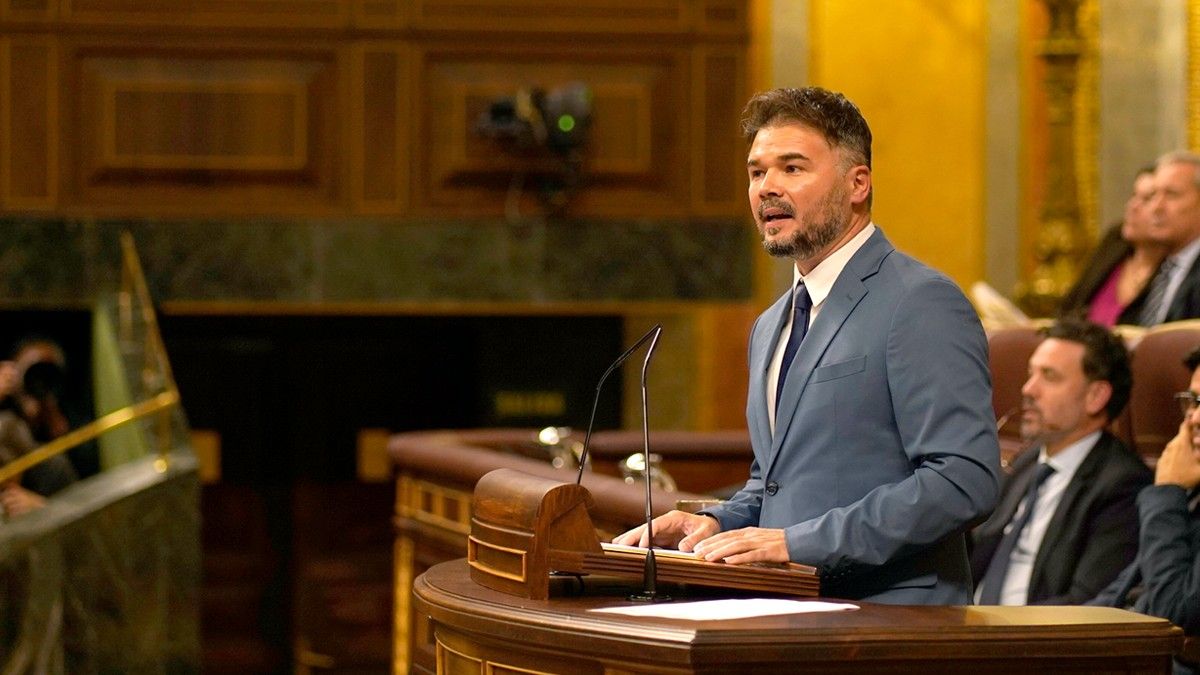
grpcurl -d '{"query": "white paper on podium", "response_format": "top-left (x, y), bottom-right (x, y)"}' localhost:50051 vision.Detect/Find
top-left (600, 542), bottom-right (703, 561)
top-left (589, 598), bottom-right (858, 621)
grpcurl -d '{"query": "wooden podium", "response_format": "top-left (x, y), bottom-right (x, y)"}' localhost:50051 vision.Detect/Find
top-left (406, 468), bottom-right (1185, 674)
top-left (415, 559), bottom-right (1183, 674)
top-left (466, 468), bottom-right (819, 600)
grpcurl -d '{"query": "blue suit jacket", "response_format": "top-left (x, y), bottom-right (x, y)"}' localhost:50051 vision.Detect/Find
top-left (706, 228), bottom-right (1000, 604)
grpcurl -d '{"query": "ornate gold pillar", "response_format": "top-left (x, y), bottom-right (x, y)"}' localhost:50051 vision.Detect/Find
top-left (1017, 0), bottom-right (1090, 316)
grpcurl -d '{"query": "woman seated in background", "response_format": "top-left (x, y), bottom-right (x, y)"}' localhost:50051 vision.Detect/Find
top-left (1059, 167), bottom-right (1165, 326)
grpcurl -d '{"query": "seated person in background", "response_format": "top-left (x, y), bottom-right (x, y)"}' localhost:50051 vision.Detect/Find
top-left (971, 319), bottom-right (1151, 605)
top-left (1134, 150), bottom-right (1200, 326)
top-left (1090, 346), bottom-right (1200, 674)
top-left (1059, 167), bottom-right (1165, 326)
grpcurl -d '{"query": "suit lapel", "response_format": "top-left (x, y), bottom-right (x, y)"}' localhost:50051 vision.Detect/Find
top-left (767, 229), bottom-right (891, 473)
top-left (996, 450), bottom-right (1039, 527)
top-left (1029, 434), bottom-right (1105, 592)
top-left (1167, 254), bottom-right (1200, 321)
top-left (749, 289), bottom-right (793, 453)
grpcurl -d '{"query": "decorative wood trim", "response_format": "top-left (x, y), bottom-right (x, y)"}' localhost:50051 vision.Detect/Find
top-left (61, 0), bottom-right (350, 29)
top-left (409, 0), bottom-right (691, 35)
top-left (1, 37), bottom-right (7, 210)
top-left (1075, 0), bottom-right (1099, 239)
top-left (393, 519), bottom-right (415, 675)
top-left (3, 0), bottom-right (55, 21)
top-left (355, 0), bottom-right (407, 29)
top-left (691, 44), bottom-right (745, 216)
top-left (436, 639), bottom-right (482, 675)
top-left (1191, 0), bottom-right (1200, 149)
top-left (2, 35), bottom-right (56, 210)
top-left (97, 79), bottom-right (308, 172)
top-left (352, 42), bottom-right (409, 213)
top-left (160, 298), bottom-right (753, 317)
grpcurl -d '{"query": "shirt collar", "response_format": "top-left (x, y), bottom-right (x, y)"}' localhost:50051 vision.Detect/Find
top-left (792, 223), bottom-right (877, 307)
top-left (1038, 430), bottom-right (1100, 478)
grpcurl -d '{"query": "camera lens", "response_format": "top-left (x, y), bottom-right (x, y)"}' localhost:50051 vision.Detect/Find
top-left (22, 361), bottom-right (64, 399)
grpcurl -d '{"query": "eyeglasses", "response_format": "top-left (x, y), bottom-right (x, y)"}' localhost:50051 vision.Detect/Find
top-left (1174, 391), bottom-right (1200, 416)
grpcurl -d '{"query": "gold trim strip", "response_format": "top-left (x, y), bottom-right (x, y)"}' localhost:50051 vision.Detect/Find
top-left (1191, 0), bottom-right (1200, 149)
top-left (466, 536), bottom-right (528, 583)
top-left (0, 389), bottom-right (180, 484)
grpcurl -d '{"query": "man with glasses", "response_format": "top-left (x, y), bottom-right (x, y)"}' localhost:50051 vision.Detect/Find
top-left (970, 319), bottom-right (1150, 605)
top-left (1090, 347), bottom-right (1200, 674)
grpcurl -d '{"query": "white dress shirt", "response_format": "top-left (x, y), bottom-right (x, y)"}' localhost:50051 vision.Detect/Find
top-left (767, 223), bottom-right (877, 433)
top-left (989, 431), bottom-right (1099, 605)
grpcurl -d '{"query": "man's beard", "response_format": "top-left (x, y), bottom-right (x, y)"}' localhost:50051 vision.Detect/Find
top-left (759, 181), bottom-right (851, 260)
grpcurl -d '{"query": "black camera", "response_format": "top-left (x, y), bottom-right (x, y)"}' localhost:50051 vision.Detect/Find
top-left (22, 361), bottom-right (64, 400)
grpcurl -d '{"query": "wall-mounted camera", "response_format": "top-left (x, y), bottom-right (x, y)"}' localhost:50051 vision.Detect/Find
top-left (474, 82), bottom-right (593, 216)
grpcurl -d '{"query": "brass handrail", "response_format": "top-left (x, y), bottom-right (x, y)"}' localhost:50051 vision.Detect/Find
top-left (0, 390), bottom-right (180, 485)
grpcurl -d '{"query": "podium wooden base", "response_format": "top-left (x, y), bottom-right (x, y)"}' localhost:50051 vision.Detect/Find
top-left (414, 559), bottom-right (1183, 675)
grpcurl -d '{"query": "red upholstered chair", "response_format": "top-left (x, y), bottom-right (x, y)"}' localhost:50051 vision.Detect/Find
top-left (1126, 320), bottom-right (1200, 465)
top-left (987, 326), bottom-right (1044, 469)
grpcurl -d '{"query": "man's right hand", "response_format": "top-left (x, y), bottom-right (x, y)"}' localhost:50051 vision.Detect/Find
top-left (611, 510), bottom-right (721, 550)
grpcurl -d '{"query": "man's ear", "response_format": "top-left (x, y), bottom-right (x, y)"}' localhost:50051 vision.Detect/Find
top-left (848, 165), bottom-right (871, 206)
top-left (1085, 380), bottom-right (1113, 418)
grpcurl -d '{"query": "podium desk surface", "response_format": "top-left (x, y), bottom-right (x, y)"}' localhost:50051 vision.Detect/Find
top-left (412, 559), bottom-right (1183, 674)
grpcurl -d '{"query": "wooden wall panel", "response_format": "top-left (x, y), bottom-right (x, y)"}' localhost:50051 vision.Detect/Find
top-left (2, 37), bottom-right (57, 210)
top-left (409, 0), bottom-right (689, 34)
top-left (353, 44), bottom-right (410, 213)
top-left (5, 0), bottom-right (54, 18)
top-left (695, 0), bottom-right (748, 36)
top-left (354, 0), bottom-right (406, 28)
top-left (0, 0), bottom-right (749, 219)
top-left (62, 0), bottom-right (348, 28)
top-left (63, 43), bottom-right (343, 215)
top-left (693, 46), bottom-right (745, 215)
top-left (415, 47), bottom-right (691, 218)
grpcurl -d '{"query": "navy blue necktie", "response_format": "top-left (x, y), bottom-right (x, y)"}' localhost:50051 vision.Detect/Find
top-left (775, 282), bottom-right (812, 413)
top-left (977, 462), bottom-right (1056, 604)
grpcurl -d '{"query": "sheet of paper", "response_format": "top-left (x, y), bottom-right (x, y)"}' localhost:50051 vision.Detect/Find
top-left (600, 542), bottom-right (702, 561)
top-left (590, 598), bottom-right (858, 621)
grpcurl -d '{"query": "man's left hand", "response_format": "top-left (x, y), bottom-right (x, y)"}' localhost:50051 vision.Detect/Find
top-left (691, 527), bottom-right (789, 564)
top-left (1156, 419), bottom-right (1200, 490)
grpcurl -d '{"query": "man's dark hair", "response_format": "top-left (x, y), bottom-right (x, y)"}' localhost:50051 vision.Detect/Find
top-left (1040, 319), bottom-right (1132, 421)
top-left (740, 87), bottom-right (872, 170)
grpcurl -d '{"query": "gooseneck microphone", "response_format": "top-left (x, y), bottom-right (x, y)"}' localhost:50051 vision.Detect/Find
top-left (574, 324), bottom-right (664, 485)
top-left (628, 324), bottom-right (668, 602)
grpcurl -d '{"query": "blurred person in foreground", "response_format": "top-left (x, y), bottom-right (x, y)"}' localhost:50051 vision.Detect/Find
top-left (0, 338), bottom-right (81, 518)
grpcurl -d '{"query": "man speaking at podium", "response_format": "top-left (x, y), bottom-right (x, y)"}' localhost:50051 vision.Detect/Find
top-left (614, 87), bottom-right (1000, 604)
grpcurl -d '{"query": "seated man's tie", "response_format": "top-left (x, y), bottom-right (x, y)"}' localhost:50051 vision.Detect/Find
top-left (977, 462), bottom-right (1056, 604)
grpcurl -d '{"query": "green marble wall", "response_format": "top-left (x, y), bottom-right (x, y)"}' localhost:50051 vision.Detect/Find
top-left (0, 218), bottom-right (754, 304)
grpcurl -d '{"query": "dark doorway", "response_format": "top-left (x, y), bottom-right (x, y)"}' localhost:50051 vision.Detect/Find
top-left (160, 313), bottom-right (623, 673)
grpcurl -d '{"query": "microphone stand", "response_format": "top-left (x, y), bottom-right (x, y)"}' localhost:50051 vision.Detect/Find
top-left (575, 324), bottom-right (663, 485)
top-left (628, 325), bottom-right (668, 602)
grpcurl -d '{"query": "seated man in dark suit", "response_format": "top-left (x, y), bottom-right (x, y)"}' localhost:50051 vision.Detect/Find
top-left (1091, 346), bottom-right (1200, 675)
top-left (971, 319), bottom-right (1151, 605)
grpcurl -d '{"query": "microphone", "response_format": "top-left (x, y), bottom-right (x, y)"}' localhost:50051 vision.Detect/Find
top-left (627, 324), bottom-right (667, 602)
top-left (574, 323), bottom-right (663, 485)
